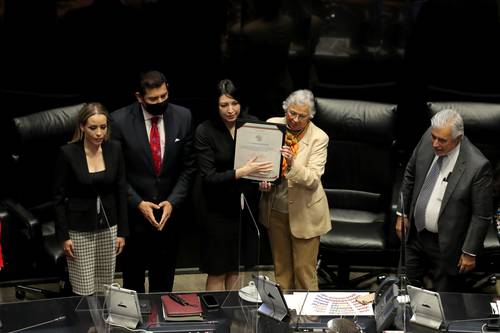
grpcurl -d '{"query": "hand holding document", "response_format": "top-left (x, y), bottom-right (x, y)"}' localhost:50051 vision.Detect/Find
top-left (236, 156), bottom-right (273, 180)
top-left (234, 120), bottom-right (285, 182)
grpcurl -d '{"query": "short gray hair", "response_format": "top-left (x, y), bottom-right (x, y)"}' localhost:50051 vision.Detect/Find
top-left (282, 89), bottom-right (316, 118)
top-left (431, 109), bottom-right (464, 138)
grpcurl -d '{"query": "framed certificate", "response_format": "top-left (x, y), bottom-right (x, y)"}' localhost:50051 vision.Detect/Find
top-left (234, 119), bottom-right (285, 182)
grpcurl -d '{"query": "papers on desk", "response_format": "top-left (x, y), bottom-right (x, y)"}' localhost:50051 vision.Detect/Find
top-left (284, 292), bottom-right (374, 316)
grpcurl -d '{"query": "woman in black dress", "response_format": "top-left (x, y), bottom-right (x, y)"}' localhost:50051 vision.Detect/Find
top-left (194, 79), bottom-right (272, 291)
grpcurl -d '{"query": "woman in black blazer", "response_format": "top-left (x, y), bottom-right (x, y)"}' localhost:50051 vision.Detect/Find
top-left (54, 103), bottom-right (128, 295)
top-left (193, 79), bottom-right (272, 291)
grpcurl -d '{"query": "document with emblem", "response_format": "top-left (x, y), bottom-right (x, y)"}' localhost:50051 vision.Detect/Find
top-left (234, 119), bottom-right (285, 182)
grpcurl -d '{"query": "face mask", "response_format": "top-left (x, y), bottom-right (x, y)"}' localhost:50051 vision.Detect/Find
top-left (144, 100), bottom-right (168, 116)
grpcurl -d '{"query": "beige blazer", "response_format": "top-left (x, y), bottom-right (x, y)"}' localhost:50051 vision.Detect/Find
top-left (259, 117), bottom-right (332, 239)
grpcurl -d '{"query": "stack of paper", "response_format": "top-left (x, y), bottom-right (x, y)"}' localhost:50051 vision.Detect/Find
top-left (161, 294), bottom-right (203, 321)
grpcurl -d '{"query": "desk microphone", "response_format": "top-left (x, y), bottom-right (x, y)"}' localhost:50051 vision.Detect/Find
top-left (5, 315), bottom-right (66, 333)
top-left (294, 289), bottom-right (310, 332)
top-left (238, 193), bottom-right (263, 300)
top-left (445, 315), bottom-right (500, 332)
top-left (240, 193), bottom-right (260, 239)
top-left (395, 192), bottom-right (410, 332)
top-left (240, 192), bottom-right (261, 262)
top-left (398, 191), bottom-right (408, 294)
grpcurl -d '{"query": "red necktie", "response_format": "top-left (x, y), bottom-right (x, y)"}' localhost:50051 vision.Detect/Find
top-left (150, 117), bottom-right (162, 175)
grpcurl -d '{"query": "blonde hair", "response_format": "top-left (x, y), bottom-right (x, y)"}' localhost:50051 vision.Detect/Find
top-left (70, 102), bottom-right (110, 143)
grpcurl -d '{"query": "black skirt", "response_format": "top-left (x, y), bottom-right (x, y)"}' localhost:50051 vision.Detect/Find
top-left (200, 214), bottom-right (241, 275)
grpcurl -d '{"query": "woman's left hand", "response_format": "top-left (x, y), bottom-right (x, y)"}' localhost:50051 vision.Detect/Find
top-left (116, 237), bottom-right (125, 255)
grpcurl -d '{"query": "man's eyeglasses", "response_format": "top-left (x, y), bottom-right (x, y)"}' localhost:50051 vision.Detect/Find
top-left (286, 109), bottom-right (309, 120)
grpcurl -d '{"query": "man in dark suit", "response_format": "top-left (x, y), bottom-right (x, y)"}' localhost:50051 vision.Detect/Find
top-left (110, 70), bottom-right (195, 292)
top-left (397, 109), bottom-right (493, 292)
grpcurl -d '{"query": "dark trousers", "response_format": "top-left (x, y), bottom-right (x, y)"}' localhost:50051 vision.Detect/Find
top-left (406, 229), bottom-right (466, 292)
top-left (121, 218), bottom-right (179, 293)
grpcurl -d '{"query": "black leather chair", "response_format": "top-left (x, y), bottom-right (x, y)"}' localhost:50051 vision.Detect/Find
top-left (2, 103), bottom-right (84, 298)
top-left (427, 101), bottom-right (500, 290)
top-left (315, 98), bottom-right (400, 289)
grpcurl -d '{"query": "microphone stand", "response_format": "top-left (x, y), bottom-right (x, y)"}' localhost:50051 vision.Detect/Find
top-left (396, 192), bottom-right (410, 332)
top-left (399, 192), bottom-right (408, 294)
top-left (241, 192), bottom-right (261, 274)
top-left (293, 289), bottom-right (310, 331)
top-left (240, 192), bottom-right (264, 333)
top-left (445, 316), bottom-right (500, 332)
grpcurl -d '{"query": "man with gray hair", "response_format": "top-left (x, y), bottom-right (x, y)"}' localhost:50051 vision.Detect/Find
top-left (396, 109), bottom-right (493, 291)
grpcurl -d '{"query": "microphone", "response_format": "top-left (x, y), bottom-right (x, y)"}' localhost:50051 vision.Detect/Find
top-left (445, 315), bottom-right (500, 332)
top-left (240, 193), bottom-right (260, 239)
top-left (239, 193), bottom-right (262, 301)
top-left (395, 192), bottom-right (410, 332)
top-left (398, 191), bottom-right (408, 296)
top-left (240, 193), bottom-right (261, 271)
top-left (294, 289), bottom-right (310, 332)
top-left (6, 315), bottom-right (66, 333)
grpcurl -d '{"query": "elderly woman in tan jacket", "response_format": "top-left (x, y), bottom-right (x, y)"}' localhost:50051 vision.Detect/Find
top-left (259, 89), bottom-right (331, 291)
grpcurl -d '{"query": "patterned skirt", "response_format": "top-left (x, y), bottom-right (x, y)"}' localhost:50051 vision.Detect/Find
top-left (67, 225), bottom-right (117, 295)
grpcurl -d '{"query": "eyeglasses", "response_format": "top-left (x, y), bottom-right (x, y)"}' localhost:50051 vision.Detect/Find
top-left (286, 109), bottom-right (309, 120)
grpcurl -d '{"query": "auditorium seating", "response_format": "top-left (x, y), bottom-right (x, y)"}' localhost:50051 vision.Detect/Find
top-left (314, 98), bottom-right (400, 288)
top-left (1, 97), bottom-right (499, 294)
top-left (2, 103), bottom-right (84, 298)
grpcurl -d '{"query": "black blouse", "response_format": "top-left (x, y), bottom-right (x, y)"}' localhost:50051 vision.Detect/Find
top-left (194, 117), bottom-right (255, 218)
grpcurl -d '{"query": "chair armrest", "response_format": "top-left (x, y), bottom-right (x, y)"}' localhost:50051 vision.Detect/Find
top-left (2, 199), bottom-right (40, 240)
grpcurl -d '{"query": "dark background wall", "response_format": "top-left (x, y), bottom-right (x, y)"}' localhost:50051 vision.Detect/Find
top-left (0, 0), bottom-right (499, 276)
top-left (0, 0), bottom-right (499, 143)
